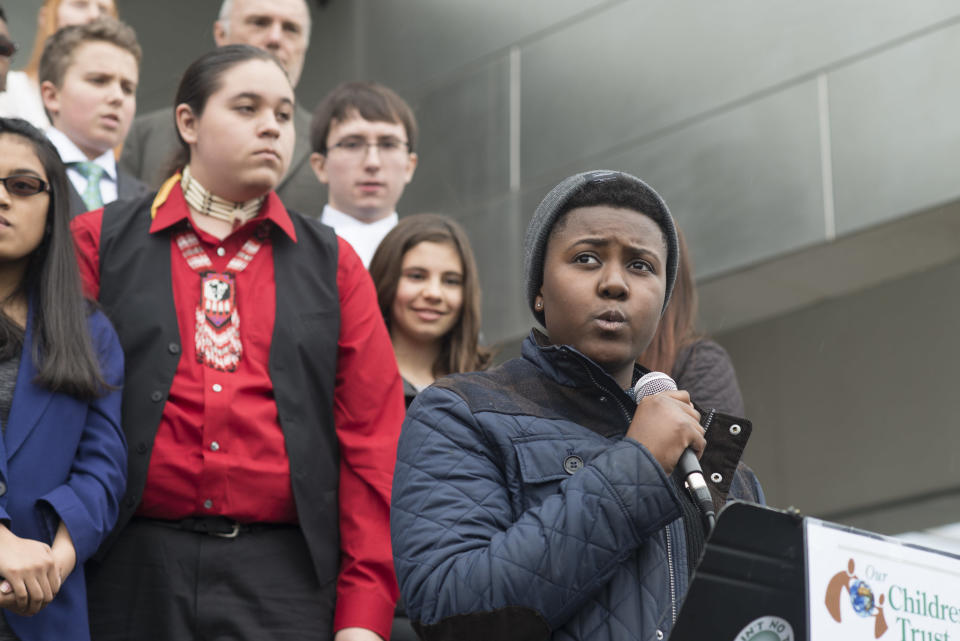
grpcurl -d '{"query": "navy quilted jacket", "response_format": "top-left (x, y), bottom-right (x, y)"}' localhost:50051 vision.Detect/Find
top-left (392, 331), bottom-right (762, 641)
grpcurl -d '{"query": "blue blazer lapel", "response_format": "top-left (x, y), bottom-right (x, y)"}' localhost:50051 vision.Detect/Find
top-left (4, 301), bottom-right (54, 459)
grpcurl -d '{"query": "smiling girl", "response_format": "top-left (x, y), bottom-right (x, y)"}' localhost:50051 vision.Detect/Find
top-left (369, 213), bottom-right (490, 405)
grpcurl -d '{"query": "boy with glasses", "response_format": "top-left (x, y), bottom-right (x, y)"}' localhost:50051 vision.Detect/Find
top-left (309, 82), bottom-right (418, 267)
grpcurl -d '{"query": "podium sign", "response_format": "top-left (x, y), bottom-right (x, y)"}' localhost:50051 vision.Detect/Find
top-left (669, 502), bottom-right (960, 641)
top-left (806, 518), bottom-right (960, 641)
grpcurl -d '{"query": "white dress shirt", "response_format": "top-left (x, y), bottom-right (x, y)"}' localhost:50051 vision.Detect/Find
top-left (320, 204), bottom-right (398, 268)
top-left (46, 127), bottom-right (118, 206)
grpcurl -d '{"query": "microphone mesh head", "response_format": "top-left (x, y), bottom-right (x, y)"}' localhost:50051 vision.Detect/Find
top-left (633, 371), bottom-right (677, 401)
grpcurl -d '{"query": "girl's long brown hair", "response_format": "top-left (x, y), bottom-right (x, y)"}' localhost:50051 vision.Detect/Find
top-left (369, 213), bottom-right (492, 377)
top-left (639, 228), bottom-right (700, 376)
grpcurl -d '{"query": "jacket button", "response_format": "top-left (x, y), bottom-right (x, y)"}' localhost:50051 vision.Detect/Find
top-left (656, 631), bottom-right (664, 640)
top-left (136, 441), bottom-right (148, 454)
top-left (150, 390), bottom-right (163, 402)
top-left (711, 472), bottom-right (723, 484)
top-left (0, 481), bottom-right (6, 496)
top-left (168, 343), bottom-right (181, 355)
top-left (729, 424), bottom-right (742, 435)
top-left (126, 495), bottom-right (138, 508)
top-left (563, 455), bottom-right (583, 474)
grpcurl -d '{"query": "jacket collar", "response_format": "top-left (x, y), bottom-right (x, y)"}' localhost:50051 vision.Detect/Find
top-left (521, 328), bottom-right (648, 402)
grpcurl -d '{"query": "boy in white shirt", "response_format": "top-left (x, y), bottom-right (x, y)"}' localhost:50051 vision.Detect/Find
top-left (309, 82), bottom-right (418, 267)
top-left (39, 18), bottom-right (147, 216)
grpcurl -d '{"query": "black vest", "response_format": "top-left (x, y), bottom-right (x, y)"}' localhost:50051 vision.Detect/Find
top-left (93, 194), bottom-right (342, 585)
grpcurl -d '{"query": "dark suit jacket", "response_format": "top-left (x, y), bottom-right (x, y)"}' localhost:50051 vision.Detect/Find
top-left (0, 302), bottom-right (126, 641)
top-left (119, 104), bottom-right (322, 218)
top-left (67, 169), bottom-right (150, 218)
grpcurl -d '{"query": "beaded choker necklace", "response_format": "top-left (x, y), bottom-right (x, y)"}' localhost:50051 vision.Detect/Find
top-left (180, 165), bottom-right (264, 226)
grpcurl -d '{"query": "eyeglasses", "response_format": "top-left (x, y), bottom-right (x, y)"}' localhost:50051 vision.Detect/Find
top-left (0, 36), bottom-right (17, 58)
top-left (0, 174), bottom-right (51, 197)
top-left (328, 137), bottom-right (410, 160)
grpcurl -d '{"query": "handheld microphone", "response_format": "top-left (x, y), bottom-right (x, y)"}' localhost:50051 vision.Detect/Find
top-left (633, 371), bottom-right (716, 532)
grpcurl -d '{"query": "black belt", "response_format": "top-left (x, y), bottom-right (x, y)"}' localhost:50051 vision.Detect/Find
top-left (135, 516), bottom-right (296, 539)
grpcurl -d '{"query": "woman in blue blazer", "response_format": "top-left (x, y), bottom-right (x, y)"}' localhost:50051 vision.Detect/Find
top-left (0, 117), bottom-right (125, 641)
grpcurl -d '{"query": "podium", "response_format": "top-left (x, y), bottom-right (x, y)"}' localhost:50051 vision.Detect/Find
top-left (669, 501), bottom-right (960, 641)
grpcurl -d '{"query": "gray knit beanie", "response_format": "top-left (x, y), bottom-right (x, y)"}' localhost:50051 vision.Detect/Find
top-left (523, 169), bottom-right (679, 325)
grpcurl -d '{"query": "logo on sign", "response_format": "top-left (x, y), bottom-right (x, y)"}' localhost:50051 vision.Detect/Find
top-left (824, 558), bottom-right (889, 638)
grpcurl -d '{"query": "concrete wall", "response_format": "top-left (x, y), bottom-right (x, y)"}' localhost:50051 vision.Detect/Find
top-left (717, 255), bottom-right (960, 536)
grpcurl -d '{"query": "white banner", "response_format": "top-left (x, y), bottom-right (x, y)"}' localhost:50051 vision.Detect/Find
top-left (806, 518), bottom-right (960, 641)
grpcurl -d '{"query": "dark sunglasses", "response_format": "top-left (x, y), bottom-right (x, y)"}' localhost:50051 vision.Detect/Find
top-left (0, 174), bottom-right (51, 197)
top-left (0, 36), bottom-right (16, 58)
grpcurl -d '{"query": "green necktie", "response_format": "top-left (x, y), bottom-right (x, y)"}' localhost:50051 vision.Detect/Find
top-left (72, 161), bottom-right (106, 210)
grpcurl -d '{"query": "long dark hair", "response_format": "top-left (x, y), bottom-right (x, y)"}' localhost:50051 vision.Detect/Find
top-left (163, 44), bottom-right (288, 177)
top-left (0, 117), bottom-right (107, 398)
top-left (369, 214), bottom-right (492, 377)
top-left (638, 228), bottom-right (700, 375)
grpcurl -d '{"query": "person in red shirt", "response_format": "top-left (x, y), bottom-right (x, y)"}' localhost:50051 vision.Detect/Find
top-left (71, 44), bottom-right (404, 641)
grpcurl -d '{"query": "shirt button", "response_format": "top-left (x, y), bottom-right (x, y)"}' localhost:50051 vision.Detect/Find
top-left (212, 384), bottom-right (222, 392)
top-left (216, 247), bottom-right (226, 257)
top-left (210, 441), bottom-right (220, 452)
top-left (203, 499), bottom-right (213, 509)
top-left (0, 481), bottom-right (6, 496)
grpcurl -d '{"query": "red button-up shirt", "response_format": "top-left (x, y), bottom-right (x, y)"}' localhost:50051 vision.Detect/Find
top-left (71, 184), bottom-right (404, 637)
